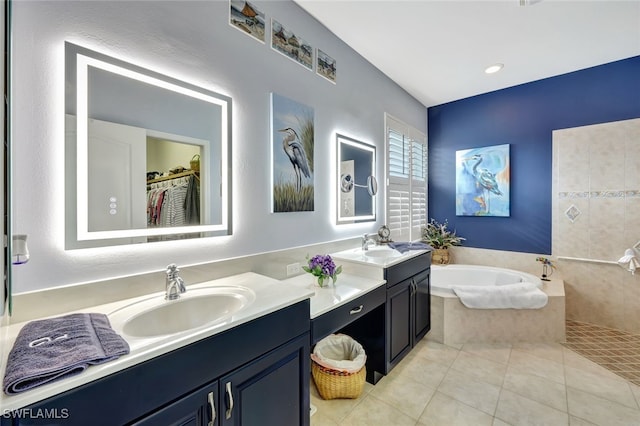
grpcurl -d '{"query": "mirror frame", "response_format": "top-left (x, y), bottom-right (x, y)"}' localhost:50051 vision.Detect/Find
top-left (336, 133), bottom-right (377, 224)
top-left (65, 42), bottom-right (232, 248)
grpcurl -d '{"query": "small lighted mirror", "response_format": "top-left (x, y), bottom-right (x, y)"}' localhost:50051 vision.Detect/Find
top-left (336, 134), bottom-right (376, 224)
top-left (65, 42), bottom-right (232, 249)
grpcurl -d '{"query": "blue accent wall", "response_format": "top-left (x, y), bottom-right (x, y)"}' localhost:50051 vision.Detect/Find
top-left (427, 56), bottom-right (640, 254)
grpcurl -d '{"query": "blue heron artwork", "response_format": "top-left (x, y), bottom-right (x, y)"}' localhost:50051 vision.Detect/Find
top-left (456, 144), bottom-right (510, 217)
top-left (271, 93), bottom-right (314, 213)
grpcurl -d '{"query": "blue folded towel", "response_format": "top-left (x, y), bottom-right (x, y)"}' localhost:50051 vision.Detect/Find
top-left (3, 313), bottom-right (130, 395)
top-left (388, 242), bottom-right (434, 254)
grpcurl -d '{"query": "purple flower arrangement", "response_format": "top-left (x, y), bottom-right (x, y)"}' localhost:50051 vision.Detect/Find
top-left (302, 254), bottom-right (342, 287)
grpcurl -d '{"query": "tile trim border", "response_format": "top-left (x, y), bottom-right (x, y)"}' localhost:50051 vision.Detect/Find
top-left (558, 190), bottom-right (640, 198)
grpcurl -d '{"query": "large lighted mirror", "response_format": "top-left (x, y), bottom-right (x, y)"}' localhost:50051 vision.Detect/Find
top-left (336, 134), bottom-right (377, 224)
top-left (65, 42), bottom-right (232, 249)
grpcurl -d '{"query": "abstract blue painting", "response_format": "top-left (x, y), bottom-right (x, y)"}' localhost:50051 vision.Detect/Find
top-left (456, 144), bottom-right (510, 217)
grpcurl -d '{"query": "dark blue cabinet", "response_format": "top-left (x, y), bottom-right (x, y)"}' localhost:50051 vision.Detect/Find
top-left (387, 276), bottom-right (413, 366)
top-left (134, 334), bottom-right (310, 426)
top-left (385, 253), bottom-right (431, 372)
top-left (1, 301), bottom-right (310, 426)
top-left (219, 335), bottom-right (309, 426)
top-left (132, 381), bottom-right (219, 426)
top-left (413, 268), bottom-right (431, 343)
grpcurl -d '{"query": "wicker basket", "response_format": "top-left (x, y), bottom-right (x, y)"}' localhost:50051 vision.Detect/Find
top-left (190, 154), bottom-right (200, 172)
top-left (432, 248), bottom-right (450, 264)
top-left (311, 361), bottom-right (366, 400)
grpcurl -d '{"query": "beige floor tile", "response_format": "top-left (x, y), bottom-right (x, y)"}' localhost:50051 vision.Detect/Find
top-left (360, 381), bottom-right (375, 396)
top-left (310, 381), bottom-right (366, 424)
top-left (495, 389), bottom-right (569, 426)
top-left (565, 365), bottom-right (639, 409)
top-left (562, 347), bottom-right (626, 380)
top-left (414, 338), bottom-right (461, 366)
top-left (339, 394), bottom-right (417, 426)
top-left (567, 387), bottom-right (640, 426)
top-left (368, 373), bottom-right (436, 420)
top-left (390, 353), bottom-right (450, 390)
top-left (437, 368), bottom-right (501, 415)
top-left (569, 416), bottom-right (598, 425)
top-left (502, 367), bottom-right (567, 412)
top-left (450, 351), bottom-right (508, 386)
top-left (417, 391), bottom-right (494, 426)
top-left (511, 342), bottom-right (565, 364)
top-left (631, 382), bottom-right (640, 407)
top-left (311, 328), bottom-right (640, 426)
top-left (310, 411), bottom-right (339, 426)
top-left (461, 342), bottom-right (512, 365)
top-left (507, 349), bottom-right (566, 385)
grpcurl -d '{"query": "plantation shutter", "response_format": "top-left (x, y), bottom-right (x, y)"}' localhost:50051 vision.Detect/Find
top-left (385, 114), bottom-right (427, 242)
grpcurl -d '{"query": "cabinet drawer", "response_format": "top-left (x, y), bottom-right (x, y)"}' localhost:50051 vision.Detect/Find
top-left (311, 285), bottom-right (385, 344)
top-left (385, 253), bottom-right (431, 288)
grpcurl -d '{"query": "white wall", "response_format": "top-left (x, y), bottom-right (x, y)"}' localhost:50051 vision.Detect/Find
top-left (9, 1), bottom-right (426, 293)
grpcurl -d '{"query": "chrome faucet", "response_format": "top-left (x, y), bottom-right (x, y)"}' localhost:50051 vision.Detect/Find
top-left (361, 233), bottom-right (378, 251)
top-left (165, 263), bottom-right (186, 300)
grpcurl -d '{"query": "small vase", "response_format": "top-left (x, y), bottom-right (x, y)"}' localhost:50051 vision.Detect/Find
top-left (432, 248), bottom-right (450, 265)
top-left (311, 276), bottom-right (329, 288)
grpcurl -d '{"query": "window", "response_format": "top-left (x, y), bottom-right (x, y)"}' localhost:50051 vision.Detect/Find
top-left (385, 114), bottom-right (427, 242)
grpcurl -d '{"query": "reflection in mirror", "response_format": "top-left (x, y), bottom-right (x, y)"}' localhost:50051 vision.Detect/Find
top-left (65, 42), bottom-right (232, 249)
top-left (340, 174), bottom-right (377, 196)
top-left (336, 134), bottom-right (376, 224)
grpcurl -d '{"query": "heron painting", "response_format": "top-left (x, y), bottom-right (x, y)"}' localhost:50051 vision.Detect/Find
top-left (271, 93), bottom-right (314, 212)
top-left (456, 144), bottom-right (510, 217)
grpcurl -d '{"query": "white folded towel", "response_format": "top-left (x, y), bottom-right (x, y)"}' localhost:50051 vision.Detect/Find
top-left (452, 282), bottom-right (548, 309)
top-left (617, 249), bottom-right (640, 275)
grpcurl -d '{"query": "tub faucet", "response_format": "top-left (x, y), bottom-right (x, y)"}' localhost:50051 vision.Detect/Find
top-left (165, 263), bottom-right (186, 300)
top-left (362, 233), bottom-right (378, 251)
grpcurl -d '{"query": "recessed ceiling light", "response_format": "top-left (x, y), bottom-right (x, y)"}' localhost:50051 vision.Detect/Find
top-left (484, 63), bottom-right (504, 74)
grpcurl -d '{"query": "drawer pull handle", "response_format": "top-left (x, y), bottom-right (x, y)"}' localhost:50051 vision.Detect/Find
top-left (350, 305), bottom-right (364, 315)
top-left (225, 381), bottom-right (234, 420)
top-left (207, 391), bottom-right (216, 426)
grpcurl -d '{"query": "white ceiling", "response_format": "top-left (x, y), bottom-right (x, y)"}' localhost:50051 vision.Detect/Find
top-left (294, 0), bottom-right (640, 107)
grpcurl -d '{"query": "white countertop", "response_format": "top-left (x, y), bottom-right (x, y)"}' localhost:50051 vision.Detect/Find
top-left (0, 272), bottom-right (313, 411)
top-left (282, 273), bottom-right (386, 318)
top-left (331, 245), bottom-right (430, 268)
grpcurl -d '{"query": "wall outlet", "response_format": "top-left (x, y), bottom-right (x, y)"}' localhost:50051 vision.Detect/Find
top-left (286, 262), bottom-right (301, 277)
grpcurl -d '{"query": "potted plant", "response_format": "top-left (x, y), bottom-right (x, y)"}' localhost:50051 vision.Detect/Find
top-left (302, 254), bottom-right (342, 288)
top-left (421, 218), bottom-right (465, 264)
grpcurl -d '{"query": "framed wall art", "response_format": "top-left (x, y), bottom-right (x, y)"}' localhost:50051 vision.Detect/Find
top-left (317, 49), bottom-right (336, 83)
top-left (229, 0), bottom-right (266, 43)
top-left (271, 19), bottom-right (313, 70)
top-left (456, 144), bottom-right (510, 217)
top-left (271, 93), bottom-right (315, 212)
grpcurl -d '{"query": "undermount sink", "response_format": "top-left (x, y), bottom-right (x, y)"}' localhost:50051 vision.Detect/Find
top-left (364, 247), bottom-right (401, 258)
top-left (109, 286), bottom-right (256, 338)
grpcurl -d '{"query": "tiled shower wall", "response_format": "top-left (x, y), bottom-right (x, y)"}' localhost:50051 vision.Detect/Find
top-left (552, 118), bottom-right (640, 334)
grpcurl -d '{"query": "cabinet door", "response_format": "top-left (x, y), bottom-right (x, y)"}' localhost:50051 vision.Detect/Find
top-left (387, 278), bottom-right (412, 367)
top-left (132, 381), bottom-right (218, 426)
top-left (413, 269), bottom-right (431, 343)
top-left (219, 334), bottom-right (310, 426)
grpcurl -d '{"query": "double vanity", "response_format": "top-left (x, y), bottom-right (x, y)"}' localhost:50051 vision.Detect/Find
top-left (0, 246), bottom-right (430, 425)
top-left (0, 40), bottom-right (432, 425)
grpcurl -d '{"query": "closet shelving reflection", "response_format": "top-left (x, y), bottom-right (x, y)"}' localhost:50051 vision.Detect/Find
top-left (147, 170), bottom-right (201, 230)
top-left (146, 170), bottom-right (200, 187)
